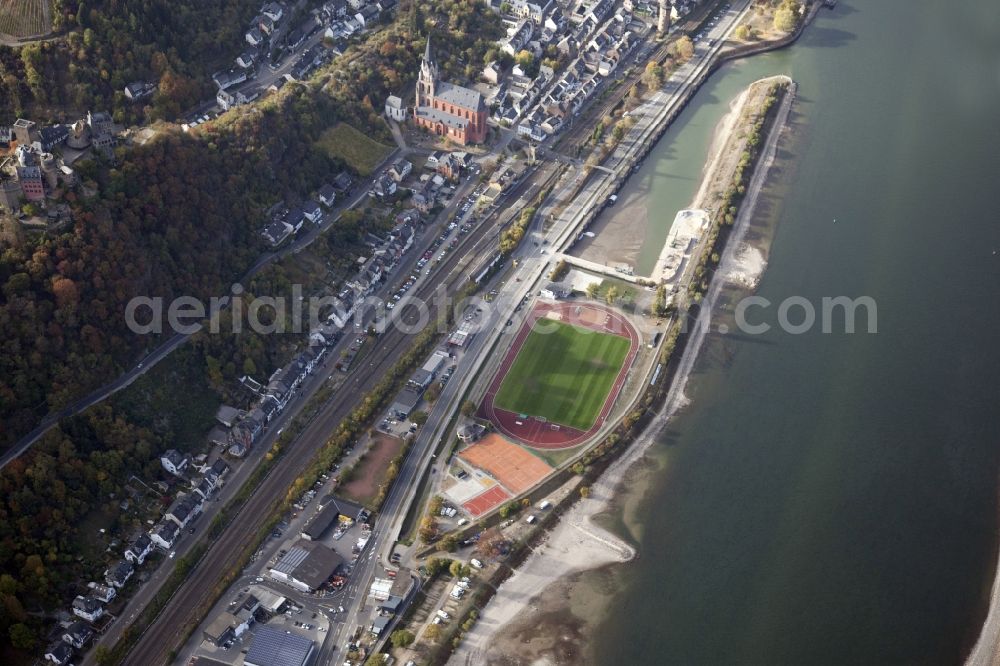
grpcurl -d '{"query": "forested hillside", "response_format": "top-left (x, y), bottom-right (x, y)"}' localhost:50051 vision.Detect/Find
top-left (0, 1), bottom-right (502, 659)
top-left (0, 0), bottom-right (261, 122)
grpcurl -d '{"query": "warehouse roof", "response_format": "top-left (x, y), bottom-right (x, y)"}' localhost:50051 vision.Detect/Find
top-left (245, 625), bottom-right (315, 666)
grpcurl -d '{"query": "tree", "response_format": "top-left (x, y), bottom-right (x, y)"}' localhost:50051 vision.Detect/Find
top-left (579, 486), bottom-right (591, 498)
top-left (390, 629), bottom-right (416, 648)
top-left (425, 557), bottom-right (452, 577)
top-left (673, 36), bottom-right (695, 61)
top-left (423, 382), bottom-right (441, 403)
top-left (419, 516), bottom-right (439, 543)
top-left (604, 285), bottom-right (620, 305)
top-left (586, 282), bottom-right (601, 299)
top-left (441, 534), bottom-right (459, 552)
top-left (449, 559), bottom-right (466, 578)
top-left (774, 7), bottom-right (796, 32)
top-left (410, 410), bottom-right (429, 426)
top-left (461, 400), bottom-right (477, 417)
top-left (515, 50), bottom-right (534, 71)
top-left (424, 623), bottom-right (442, 642)
top-left (735, 24), bottom-right (753, 40)
top-left (8, 623), bottom-right (35, 650)
top-left (642, 61), bottom-right (664, 90)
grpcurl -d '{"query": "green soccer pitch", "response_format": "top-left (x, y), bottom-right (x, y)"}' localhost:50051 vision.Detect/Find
top-left (493, 320), bottom-right (632, 431)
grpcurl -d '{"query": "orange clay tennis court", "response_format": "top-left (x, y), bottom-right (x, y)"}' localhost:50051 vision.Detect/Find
top-left (458, 434), bottom-right (554, 495)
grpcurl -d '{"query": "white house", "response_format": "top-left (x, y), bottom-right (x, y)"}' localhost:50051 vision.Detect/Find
top-left (317, 183), bottom-right (337, 207)
top-left (166, 494), bottom-right (201, 530)
top-left (303, 200), bottom-right (323, 223)
top-left (104, 560), bottom-right (134, 589)
top-left (385, 95), bottom-right (407, 122)
top-left (124, 533), bottom-right (154, 565)
top-left (160, 449), bottom-right (190, 476)
top-left (87, 582), bottom-right (116, 603)
top-left (72, 596), bottom-right (104, 623)
top-left (262, 2), bottom-right (284, 22)
top-left (388, 157), bottom-right (412, 182)
top-left (150, 520), bottom-right (179, 550)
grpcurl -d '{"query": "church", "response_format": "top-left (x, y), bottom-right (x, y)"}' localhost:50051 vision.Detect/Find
top-left (413, 37), bottom-right (488, 145)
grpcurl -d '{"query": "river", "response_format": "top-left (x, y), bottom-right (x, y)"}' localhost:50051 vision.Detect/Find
top-left (568, 1), bottom-right (1000, 664)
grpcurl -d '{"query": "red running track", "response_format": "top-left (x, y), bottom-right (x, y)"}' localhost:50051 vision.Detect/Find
top-left (478, 301), bottom-right (640, 450)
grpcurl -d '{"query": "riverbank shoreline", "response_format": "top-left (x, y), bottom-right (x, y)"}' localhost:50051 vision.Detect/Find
top-left (964, 490), bottom-right (1000, 666)
top-left (449, 78), bottom-right (796, 665)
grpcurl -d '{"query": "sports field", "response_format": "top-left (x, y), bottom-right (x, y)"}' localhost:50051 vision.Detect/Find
top-left (493, 320), bottom-right (631, 431)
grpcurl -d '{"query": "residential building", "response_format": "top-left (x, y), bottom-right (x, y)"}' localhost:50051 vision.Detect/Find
top-left (166, 494), bottom-right (201, 529)
top-left (72, 596), bottom-right (104, 623)
top-left (262, 2), bottom-right (284, 21)
top-left (303, 200), bottom-right (323, 222)
top-left (317, 183), bottom-right (337, 207)
top-left (149, 520), bottom-right (179, 550)
top-left (388, 157), bottom-right (412, 182)
top-left (44, 642), bottom-right (73, 665)
top-left (104, 559), bottom-right (134, 589)
top-left (87, 582), bottom-right (116, 603)
top-left (213, 68), bottom-right (248, 90)
top-left (246, 27), bottom-right (265, 46)
top-left (124, 81), bottom-right (155, 101)
top-left (160, 449), bottom-right (190, 476)
top-left (333, 171), bottom-right (353, 191)
top-left (413, 37), bottom-right (488, 145)
top-left (483, 61), bottom-right (501, 85)
top-left (62, 621), bottom-right (94, 649)
top-left (237, 50), bottom-right (258, 69)
top-left (262, 219), bottom-right (292, 246)
top-left (124, 533), bottom-right (154, 565)
top-left (371, 174), bottom-right (397, 199)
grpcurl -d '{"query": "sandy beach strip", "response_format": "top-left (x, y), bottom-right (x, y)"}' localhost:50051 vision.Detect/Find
top-left (448, 477), bottom-right (636, 666)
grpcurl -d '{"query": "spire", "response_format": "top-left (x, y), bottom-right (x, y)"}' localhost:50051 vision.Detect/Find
top-left (423, 34), bottom-right (433, 64)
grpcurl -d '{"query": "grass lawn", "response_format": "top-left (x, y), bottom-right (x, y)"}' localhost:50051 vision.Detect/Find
top-left (494, 320), bottom-right (631, 431)
top-left (316, 122), bottom-right (392, 176)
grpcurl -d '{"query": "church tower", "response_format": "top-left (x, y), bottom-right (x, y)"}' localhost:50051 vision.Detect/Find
top-left (658, 0), bottom-right (671, 34)
top-left (416, 35), bottom-right (438, 109)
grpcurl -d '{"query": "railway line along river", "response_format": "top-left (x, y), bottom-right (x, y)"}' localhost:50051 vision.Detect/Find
top-left (484, 1), bottom-right (1000, 663)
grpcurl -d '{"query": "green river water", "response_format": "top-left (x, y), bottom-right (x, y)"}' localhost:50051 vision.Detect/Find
top-left (584, 1), bottom-right (1000, 663)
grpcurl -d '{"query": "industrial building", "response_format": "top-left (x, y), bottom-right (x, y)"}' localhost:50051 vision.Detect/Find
top-left (244, 625), bottom-right (315, 666)
top-left (301, 496), bottom-right (368, 541)
top-left (268, 540), bottom-right (344, 592)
